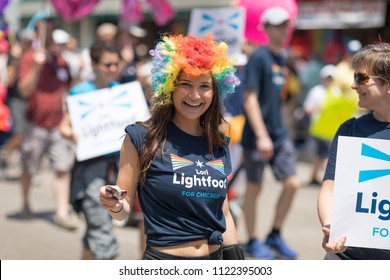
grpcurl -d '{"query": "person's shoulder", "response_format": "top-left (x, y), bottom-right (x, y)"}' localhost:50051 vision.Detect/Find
top-left (337, 117), bottom-right (357, 135)
top-left (250, 47), bottom-right (267, 58)
top-left (355, 112), bottom-right (373, 121)
top-left (125, 122), bottom-right (147, 135)
top-left (124, 122), bottom-right (148, 150)
top-left (247, 48), bottom-right (267, 68)
top-left (69, 80), bottom-right (96, 95)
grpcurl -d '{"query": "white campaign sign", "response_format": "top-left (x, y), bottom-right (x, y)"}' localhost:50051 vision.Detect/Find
top-left (188, 7), bottom-right (245, 56)
top-left (330, 136), bottom-right (390, 250)
top-left (66, 81), bottom-right (149, 161)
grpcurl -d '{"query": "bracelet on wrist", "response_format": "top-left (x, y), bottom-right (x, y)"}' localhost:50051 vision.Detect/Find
top-left (110, 203), bottom-right (123, 213)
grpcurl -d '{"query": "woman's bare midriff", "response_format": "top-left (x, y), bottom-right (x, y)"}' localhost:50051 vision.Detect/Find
top-left (151, 239), bottom-right (220, 257)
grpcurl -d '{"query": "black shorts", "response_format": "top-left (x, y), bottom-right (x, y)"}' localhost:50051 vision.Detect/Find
top-left (244, 138), bottom-right (297, 184)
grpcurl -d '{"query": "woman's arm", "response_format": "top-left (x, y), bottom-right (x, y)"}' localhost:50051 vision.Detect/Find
top-left (317, 179), bottom-right (347, 253)
top-left (243, 89), bottom-right (274, 160)
top-left (99, 135), bottom-right (139, 221)
top-left (317, 179), bottom-right (334, 227)
top-left (221, 197), bottom-right (245, 259)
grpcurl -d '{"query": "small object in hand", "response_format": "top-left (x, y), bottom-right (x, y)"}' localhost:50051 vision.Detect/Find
top-left (105, 185), bottom-right (127, 199)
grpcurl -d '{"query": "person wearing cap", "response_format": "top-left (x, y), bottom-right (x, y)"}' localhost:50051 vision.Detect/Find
top-left (240, 6), bottom-right (299, 259)
top-left (60, 40), bottom-right (123, 260)
top-left (17, 20), bottom-right (78, 230)
top-left (52, 29), bottom-right (70, 45)
top-left (303, 64), bottom-right (345, 185)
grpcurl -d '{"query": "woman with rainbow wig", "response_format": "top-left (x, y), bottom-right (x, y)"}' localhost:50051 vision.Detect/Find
top-left (99, 34), bottom-right (244, 259)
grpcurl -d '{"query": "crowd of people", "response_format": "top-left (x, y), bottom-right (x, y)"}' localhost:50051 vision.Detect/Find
top-left (0, 5), bottom-right (389, 260)
top-left (0, 16), bottom-right (153, 259)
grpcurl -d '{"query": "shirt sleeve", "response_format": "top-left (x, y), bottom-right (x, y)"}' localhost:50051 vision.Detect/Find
top-left (18, 50), bottom-right (34, 80)
top-left (124, 123), bottom-right (147, 156)
top-left (244, 52), bottom-right (263, 92)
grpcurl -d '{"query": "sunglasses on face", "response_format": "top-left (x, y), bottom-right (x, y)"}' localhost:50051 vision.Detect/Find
top-left (99, 62), bottom-right (119, 68)
top-left (354, 72), bottom-right (385, 85)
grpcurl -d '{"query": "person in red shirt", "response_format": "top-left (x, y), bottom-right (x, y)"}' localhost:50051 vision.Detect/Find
top-left (17, 19), bottom-right (78, 230)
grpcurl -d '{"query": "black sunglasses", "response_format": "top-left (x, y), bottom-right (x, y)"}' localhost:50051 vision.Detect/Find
top-left (354, 72), bottom-right (386, 85)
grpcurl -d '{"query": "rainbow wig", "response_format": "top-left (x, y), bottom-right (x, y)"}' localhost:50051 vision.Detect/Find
top-left (149, 34), bottom-right (240, 106)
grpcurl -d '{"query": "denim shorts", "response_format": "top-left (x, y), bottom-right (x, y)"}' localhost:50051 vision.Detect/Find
top-left (243, 138), bottom-right (297, 184)
top-left (142, 246), bottom-right (222, 260)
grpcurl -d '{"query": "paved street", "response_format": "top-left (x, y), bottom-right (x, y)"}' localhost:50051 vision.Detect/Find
top-left (0, 152), bottom-right (324, 260)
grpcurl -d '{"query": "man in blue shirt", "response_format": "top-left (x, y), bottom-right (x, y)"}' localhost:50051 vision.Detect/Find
top-left (241, 7), bottom-right (300, 259)
top-left (60, 40), bottom-right (122, 259)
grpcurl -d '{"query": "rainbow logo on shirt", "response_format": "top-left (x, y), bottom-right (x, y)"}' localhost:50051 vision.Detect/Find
top-left (206, 159), bottom-right (225, 175)
top-left (170, 154), bottom-right (194, 171)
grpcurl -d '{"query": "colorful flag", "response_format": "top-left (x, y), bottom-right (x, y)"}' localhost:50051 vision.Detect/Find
top-left (120, 0), bottom-right (143, 24)
top-left (146, 0), bottom-right (175, 26)
top-left (0, 0), bottom-right (9, 14)
top-left (50, 0), bottom-right (100, 22)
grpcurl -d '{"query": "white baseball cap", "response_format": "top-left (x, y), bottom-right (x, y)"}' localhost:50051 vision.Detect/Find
top-left (52, 29), bottom-right (70, 45)
top-left (347, 39), bottom-right (362, 53)
top-left (261, 6), bottom-right (290, 26)
top-left (128, 24), bottom-right (147, 38)
top-left (320, 64), bottom-right (337, 79)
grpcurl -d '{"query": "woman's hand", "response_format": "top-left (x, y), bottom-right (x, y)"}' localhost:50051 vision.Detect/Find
top-left (99, 185), bottom-right (125, 212)
top-left (321, 226), bottom-right (347, 254)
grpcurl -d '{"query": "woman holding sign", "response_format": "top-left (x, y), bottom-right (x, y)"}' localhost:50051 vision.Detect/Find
top-left (318, 42), bottom-right (390, 260)
top-left (99, 34), bottom-right (244, 260)
top-left (60, 40), bottom-right (122, 260)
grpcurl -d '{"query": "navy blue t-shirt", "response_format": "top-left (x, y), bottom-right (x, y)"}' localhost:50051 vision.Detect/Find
top-left (125, 122), bottom-right (232, 247)
top-left (241, 47), bottom-right (288, 149)
top-left (324, 112), bottom-right (390, 259)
